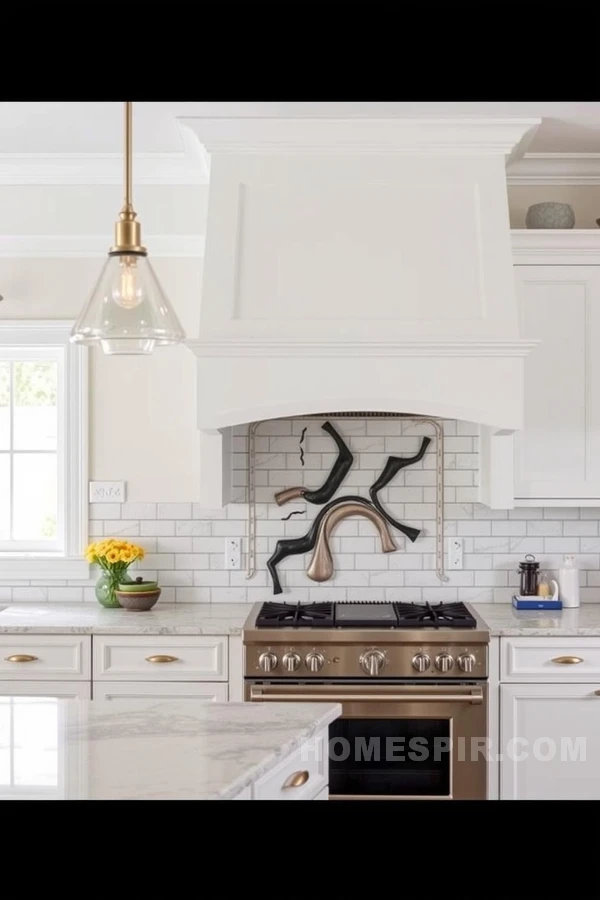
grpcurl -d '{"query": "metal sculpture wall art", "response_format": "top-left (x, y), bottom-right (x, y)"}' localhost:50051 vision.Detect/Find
top-left (267, 421), bottom-right (431, 595)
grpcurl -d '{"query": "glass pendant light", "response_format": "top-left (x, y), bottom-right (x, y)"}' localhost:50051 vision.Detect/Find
top-left (71, 102), bottom-right (185, 355)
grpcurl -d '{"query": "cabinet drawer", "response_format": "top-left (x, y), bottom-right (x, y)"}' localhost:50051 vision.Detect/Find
top-left (253, 729), bottom-right (328, 801)
top-left (0, 681), bottom-right (91, 699)
top-left (502, 637), bottom-right (600, 682)
top-left (0, 636), bottom-right (91, 681)
top-left (93, 636), bottom-right (228, 681)
top-left (93, 681), bottom-right (228, 701)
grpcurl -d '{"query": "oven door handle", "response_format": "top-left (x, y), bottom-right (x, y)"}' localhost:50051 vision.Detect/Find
top-left (249, 687), bottom-right (484, 705)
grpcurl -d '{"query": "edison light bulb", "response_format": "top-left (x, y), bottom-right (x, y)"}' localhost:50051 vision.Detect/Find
top-left (111, 255), bottom-right (143, 309)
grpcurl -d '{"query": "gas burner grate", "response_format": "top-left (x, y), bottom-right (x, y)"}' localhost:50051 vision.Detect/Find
top-left (254, 600), bottom-right (477, 629)
top-left (255, 602), bottom-right (334, 628)
top-left (393, 601), bottom-right (477, 629)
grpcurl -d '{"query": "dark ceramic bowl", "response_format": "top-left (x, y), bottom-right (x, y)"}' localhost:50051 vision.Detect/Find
top-left (115, 588), bottom-right (161, 611)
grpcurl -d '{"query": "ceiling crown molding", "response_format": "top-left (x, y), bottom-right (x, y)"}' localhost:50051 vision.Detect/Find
top-left (507, 153), bottom-right (600, 185)
top-left (0, 152), bottom-right (208, 186)
top-left (0, 234), bottom-right (205, 258)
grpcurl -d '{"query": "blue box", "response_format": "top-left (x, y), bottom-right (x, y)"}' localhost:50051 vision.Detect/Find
top-left (512, 596), bottom-right (563, 610)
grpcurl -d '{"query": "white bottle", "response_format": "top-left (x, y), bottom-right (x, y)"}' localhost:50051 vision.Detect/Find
top-left (558, 555), bottom-right (580, 608)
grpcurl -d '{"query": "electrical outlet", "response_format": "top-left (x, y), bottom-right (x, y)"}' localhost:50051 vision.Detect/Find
top-left (225, 538), bottom-right (241, 570)
top-left (448, 538), bottom-right (463, 570)
top-left (89, 481), bottom-right (126, 503)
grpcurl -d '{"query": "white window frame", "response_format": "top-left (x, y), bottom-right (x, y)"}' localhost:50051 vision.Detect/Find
top-left (0, 321), bottom-right (88, 579)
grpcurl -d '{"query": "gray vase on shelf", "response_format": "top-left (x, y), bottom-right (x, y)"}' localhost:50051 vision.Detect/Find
top-left (525, 202), bottom-right (575, 229)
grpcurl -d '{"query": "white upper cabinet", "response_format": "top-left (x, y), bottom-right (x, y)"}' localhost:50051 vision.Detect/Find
top-left (514, 264), bottom-right (600, 504)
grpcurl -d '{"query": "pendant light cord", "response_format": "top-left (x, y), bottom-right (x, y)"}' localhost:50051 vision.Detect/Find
top-left (123, 101), bottom-right (133, 213)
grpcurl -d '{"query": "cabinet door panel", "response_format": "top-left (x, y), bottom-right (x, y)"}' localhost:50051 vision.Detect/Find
top-left (500, 683), bottom-right (600, 800)
top-left (514, 266), bottom-right (600, 500)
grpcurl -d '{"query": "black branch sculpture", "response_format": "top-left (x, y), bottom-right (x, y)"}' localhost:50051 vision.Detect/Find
top-left (267, 423), bottom-right (433, 594)
top-left (369, 436), bottom-right (432, 543)
top-left (267, 495), bottom-right (379, 595)
top-left (274, 421), bottom-right (354, 507)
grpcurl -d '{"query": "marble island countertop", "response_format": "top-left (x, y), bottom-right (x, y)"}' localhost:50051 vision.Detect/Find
top-left (0, 602), bottom-right (249, 635)
top-left (477, 604), bottom-right (600, 636)
top-left (1, 699), bottom-right (341, 800)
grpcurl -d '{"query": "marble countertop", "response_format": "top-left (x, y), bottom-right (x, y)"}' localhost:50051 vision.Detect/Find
top-left (0, 699), bottom-right (340, 800)
top-left (0, 603), bottom-right (249, 635)
top-left (477, 604), bottom-right (600, 636)
top-left (3, 601), bottom-right (600, 638)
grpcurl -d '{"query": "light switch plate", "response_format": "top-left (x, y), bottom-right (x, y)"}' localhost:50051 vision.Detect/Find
top-left (89, 481), bottom-right (126, 503)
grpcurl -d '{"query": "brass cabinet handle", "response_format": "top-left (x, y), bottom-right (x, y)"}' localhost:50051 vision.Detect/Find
top-left (551, 656), bottom-right (584, 665)
top-left (283, 770), bottom-right (310, 789)
top-left (4, 654), bottom-right (38, 663)
top-left (594, 690), bottom-right (600, 696)
top-left (145, 655), bottom-right (179, 664)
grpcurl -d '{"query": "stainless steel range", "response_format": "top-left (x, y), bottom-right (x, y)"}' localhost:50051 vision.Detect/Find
top-left (243, 601), bottom-right (490, 800)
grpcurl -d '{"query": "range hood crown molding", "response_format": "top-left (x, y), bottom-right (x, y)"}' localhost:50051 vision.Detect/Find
top-left (180, 116), bottom-right (541, 159)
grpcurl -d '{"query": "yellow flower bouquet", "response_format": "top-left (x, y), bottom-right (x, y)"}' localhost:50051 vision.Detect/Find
top-left (86, 539), bottom-right (146, 608)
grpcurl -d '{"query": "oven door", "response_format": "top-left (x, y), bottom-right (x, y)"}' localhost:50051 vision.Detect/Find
top-left (247, 681), bottom-right (487, 800)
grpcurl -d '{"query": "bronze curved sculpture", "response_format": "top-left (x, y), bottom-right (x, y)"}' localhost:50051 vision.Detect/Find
top-left (307, 502), bottom-right (396, 583)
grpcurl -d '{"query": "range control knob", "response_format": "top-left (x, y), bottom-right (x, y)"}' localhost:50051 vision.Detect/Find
top-left (258, 651), bottom-right (278, 673)
top-left (282, 652), bottom-right (301, 673)
top-left (458, 653), bottom-right (476, 674)
top-left (412, 653), bottom-right (431, 673)
top-left (360, 649), bottom-right (386, 677)
top-left (435, 653), bottom-right (454, 673)
top-left (305, 651), bottom-right (325, 673)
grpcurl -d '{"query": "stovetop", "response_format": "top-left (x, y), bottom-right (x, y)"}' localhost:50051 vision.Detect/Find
top-left (254, 601), bottom-right (477, 630)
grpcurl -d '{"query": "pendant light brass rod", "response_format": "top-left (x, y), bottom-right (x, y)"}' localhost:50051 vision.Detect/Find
top-left (124, 101), bottom-right (133, 211)
top-left (112, 100), bottom-right (144, 254)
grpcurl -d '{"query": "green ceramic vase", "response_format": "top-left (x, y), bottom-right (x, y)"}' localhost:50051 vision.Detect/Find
top-left (95, 571), bottom-right (133, 608)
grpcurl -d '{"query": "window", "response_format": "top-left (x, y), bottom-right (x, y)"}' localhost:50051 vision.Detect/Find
top-left (0, 322), bottom-right (88, 579)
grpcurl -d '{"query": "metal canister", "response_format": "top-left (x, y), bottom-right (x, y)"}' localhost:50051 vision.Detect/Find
top-left (518, 554), bottom-right (540, 596)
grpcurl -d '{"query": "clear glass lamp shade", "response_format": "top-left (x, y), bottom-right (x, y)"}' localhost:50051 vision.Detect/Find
top-left (70, 253), bottom-right (186, 355)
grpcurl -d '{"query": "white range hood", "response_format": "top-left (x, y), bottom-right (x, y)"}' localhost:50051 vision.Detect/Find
top-left (185, 117), bottom-right (540, 507)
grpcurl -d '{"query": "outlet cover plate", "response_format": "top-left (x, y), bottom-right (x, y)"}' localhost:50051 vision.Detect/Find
top-left (89, 481), bottom-right (126, 503)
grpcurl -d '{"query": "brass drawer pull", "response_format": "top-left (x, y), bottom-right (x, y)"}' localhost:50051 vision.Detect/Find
top-left (595, 690), bottom-right (600, 696)
top-left (145, 655), bottom-right (179, 664)
top-left (551, 656), bottom-right (584, 665)
top-left (283, 770), bottom-right (310, 789)
top-left (5, 653), bottom-right (37, 662)
top-left (5, 654), bottom-right (38, 663)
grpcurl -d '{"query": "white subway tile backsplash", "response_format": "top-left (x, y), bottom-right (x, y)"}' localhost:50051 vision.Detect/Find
top-left (492, 520), bottom-right (530, 536)
top-left (5, 417), bottom-right (600, 604)
top-left (104, 520), bottom-right (140, 536)
top-left (564, 520), bottom-right (599, 536)
top-left (544, 507), bottom-right (579, 519)
top-left (122, 502), bottom-right (157, 519)
top-left (175, 554), bottom-right (209, 569)
top-left (90, 503), bottom-right (121, 520)
top-left (544, 537), bottom-right (581, 553)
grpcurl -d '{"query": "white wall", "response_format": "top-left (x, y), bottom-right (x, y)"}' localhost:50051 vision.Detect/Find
top-left (1, 417), bottom-right (599, 604)
top-left (0, 180), bottom-right (598, 506)
top-left (0, 184), bottom-right (206, 501)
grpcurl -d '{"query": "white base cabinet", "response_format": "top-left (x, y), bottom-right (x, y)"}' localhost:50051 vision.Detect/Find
top-left (500, 683), bottom-right (600, 800)
top-left (498, 635), bottom-right (600, 800)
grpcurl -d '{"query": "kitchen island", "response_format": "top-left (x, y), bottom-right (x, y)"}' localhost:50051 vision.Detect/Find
top-left (0, 698), bottom-right (340, 800)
